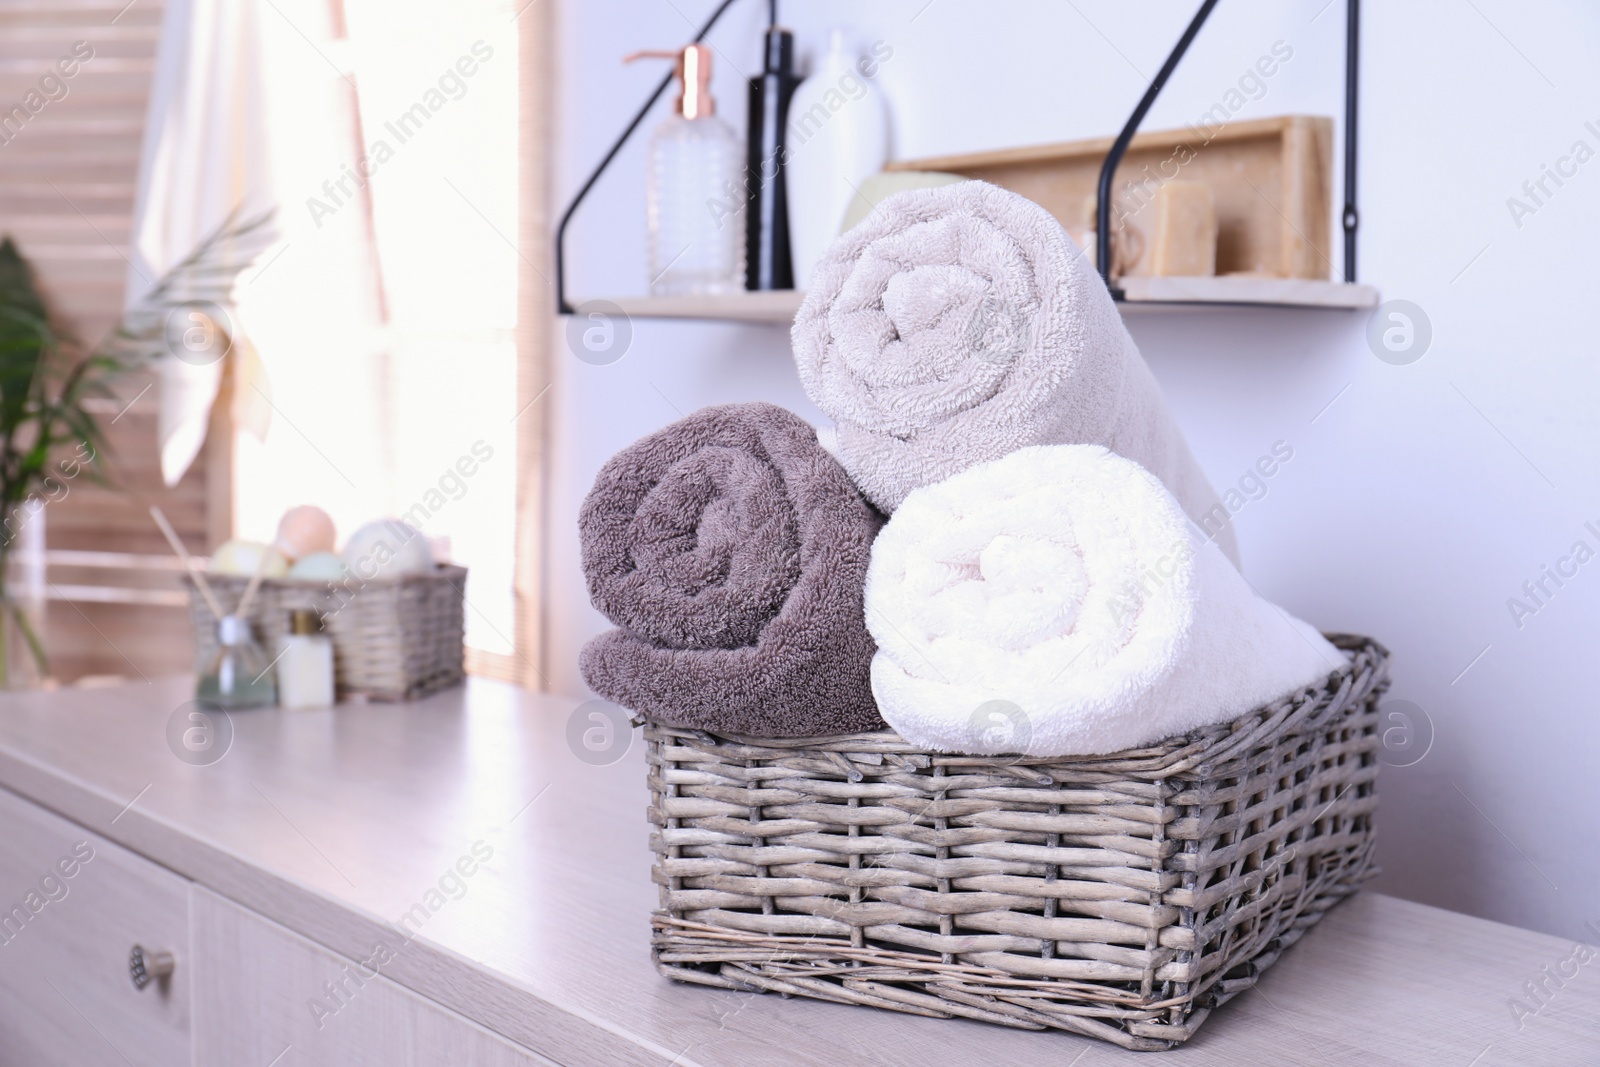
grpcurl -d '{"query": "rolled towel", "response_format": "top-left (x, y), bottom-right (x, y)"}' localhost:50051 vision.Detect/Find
top-left (580, 402), bottom-right (886, 737)
top-left (865, 445), bottom-right (1343, 757)
top-left (792, 179), bottom-right (1240, 566)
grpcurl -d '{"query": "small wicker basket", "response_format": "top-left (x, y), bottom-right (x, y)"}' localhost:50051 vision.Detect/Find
top-left (647, 634), bottom-right (1387, 1051)
top-left (185, 565), bottom-right (467, 702)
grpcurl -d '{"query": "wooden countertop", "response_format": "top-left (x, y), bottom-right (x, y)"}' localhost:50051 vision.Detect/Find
top-left (0, 678), bottom-right (1594, 1065)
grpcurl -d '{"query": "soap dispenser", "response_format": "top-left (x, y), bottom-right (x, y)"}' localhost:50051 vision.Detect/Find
top-left (626, 44), bottom-right (744, 296)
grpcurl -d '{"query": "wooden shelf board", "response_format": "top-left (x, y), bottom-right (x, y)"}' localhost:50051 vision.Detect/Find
top-left (594, 277), bottom-right (1378, 325)
top-left (886, 114), bottom-right (1322, 174)
top-left (603, 290), bottom-right (805, 323)
top-left (1118, 275), bottom-right (1380, 309)
top-left (888, 115), bottom-right (1337, 284)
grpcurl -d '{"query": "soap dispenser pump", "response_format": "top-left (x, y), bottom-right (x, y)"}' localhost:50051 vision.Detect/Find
top-left (625, 44), bottom-right (744, 296)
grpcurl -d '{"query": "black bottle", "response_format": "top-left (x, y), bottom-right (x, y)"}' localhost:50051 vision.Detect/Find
top-left (745, 27), bottom-right (798, 290)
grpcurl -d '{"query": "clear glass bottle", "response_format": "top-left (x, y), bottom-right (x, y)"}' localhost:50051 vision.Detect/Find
top-left (197, 614), bottom-right (277, 710)
top-left (277, 608), bottom-right (335, 709)
top-left (630, 44), bottom-right (743, 295)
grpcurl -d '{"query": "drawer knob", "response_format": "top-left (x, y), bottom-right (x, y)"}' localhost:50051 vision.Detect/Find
top-left (129, 945), bottom-right (175, 990)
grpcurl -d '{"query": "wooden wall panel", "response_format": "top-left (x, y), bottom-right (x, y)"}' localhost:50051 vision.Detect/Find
top-left (0, 0), bottom-right (211, 685)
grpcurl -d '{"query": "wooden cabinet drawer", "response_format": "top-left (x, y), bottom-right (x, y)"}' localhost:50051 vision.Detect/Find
top-left (192, 887), bottom-right (553, 1066)
top-left (0, 786), bottom-right (190, 1067)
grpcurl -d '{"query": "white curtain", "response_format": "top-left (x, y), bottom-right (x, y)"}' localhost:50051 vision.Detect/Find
top-left (125, 0), bottom-right (274, 487)
top-left (128, 0), bottom-right (519, 658)
top-left (127, 0), bottom-right (394, 547)
top-left (228, 0), bottom-right (394, 546)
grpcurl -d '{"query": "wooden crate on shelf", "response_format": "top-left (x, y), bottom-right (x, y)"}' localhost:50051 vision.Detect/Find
top-left (888, 114), bottom-right (1334, 281)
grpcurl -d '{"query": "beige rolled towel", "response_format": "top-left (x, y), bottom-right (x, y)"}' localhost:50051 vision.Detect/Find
top-left (791, 179), bottom-right (1240, 566)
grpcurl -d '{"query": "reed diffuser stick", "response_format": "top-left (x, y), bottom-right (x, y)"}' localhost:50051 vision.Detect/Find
top-left (235, 550), bottom-right (272, 619)
top-left (150, 505), bottom-right (226, 618)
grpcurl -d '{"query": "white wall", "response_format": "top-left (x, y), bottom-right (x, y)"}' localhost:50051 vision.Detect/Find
top-left (549, 0), bottom-right (1600, 940)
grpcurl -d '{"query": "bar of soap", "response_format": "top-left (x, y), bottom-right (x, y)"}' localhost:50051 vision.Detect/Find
top-left (1150, 181), bottom-right (1217, 277)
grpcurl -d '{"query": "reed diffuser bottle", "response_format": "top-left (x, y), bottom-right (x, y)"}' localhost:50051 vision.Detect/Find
top-left (197, 614), bottom-right (277, 710)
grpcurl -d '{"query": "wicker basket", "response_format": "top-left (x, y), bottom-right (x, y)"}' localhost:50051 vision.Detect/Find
top-left (647, 633), bottom-right (1387, 1051)
top-left (185, 565), bottom-right (467, 702)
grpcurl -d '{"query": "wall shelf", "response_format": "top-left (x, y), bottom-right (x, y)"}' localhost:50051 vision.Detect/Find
top-left (557, 2), bottom-right (1366, 318)
top-left (588, 276), bottom-right (1378, 325)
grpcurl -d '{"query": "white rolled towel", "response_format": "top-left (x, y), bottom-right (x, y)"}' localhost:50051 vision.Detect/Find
top-left (865, 445), bottom-right (1344, 757)
top-left (793, 179), bottom-right (1239, 566)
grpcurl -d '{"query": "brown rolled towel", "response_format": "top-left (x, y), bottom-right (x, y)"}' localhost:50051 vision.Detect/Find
top-left (579, 402), bottom-right (886, 736)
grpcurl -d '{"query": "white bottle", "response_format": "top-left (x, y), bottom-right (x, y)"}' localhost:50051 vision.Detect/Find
top-left (278, 609), bottom-right (335, 709)
top-left (785, 30), bottom-right (890, 291)
top-left (631, 44), bottom-right (743, 296)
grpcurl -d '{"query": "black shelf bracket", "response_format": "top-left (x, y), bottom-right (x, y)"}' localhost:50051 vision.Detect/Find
top-left (1095, 0), bottom-right (1220, 299)
top-left (1096, 0), bottom-right (1361, 297)
top-left (1343, 0), bottom-right (1360, 283)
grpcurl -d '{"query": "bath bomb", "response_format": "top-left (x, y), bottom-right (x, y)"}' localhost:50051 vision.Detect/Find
top-left (274, 505), bottom-right (337, 561)
top-left (342, 519), bottom-right (434, 580)
top-left (210, 539), bottom-right (290, 578)
top-left (287, 551), bottom-right (347, 582)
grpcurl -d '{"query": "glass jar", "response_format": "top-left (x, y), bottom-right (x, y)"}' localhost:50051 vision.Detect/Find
top-left (197, 614), bottom-right (277, 710)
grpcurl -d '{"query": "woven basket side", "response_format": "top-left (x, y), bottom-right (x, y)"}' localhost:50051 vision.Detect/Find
top-left (1134, 664), bottom-right (1383, 1043)
top-left (184, 565), bottom-right (466, 701)
top-left (649, 635), bottom-right (1389, 1052)
top-left (647, 736), bottom-right (1195, 1049)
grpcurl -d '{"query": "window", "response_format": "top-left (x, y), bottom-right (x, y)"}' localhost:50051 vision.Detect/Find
top-left (233, 0), bottom-right (535, 675)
